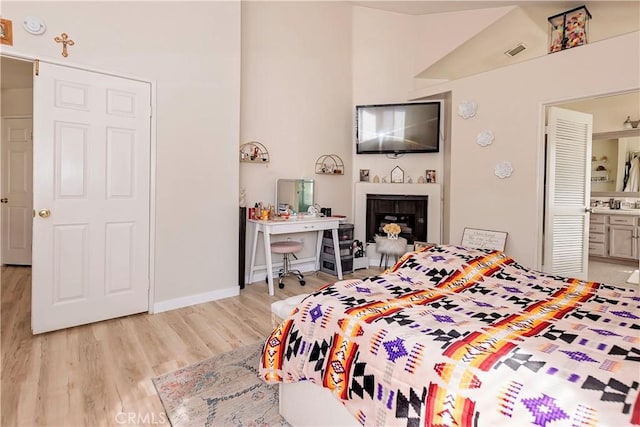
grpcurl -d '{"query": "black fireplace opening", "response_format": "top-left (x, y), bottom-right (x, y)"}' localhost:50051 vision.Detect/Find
top-left (366, 194), bottom-right (428, 244)
top-left (376, 213), bottom-right (416, 242)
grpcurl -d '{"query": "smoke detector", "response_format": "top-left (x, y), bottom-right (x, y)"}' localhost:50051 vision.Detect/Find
top-left (504, 43), bottom-right (527, 57)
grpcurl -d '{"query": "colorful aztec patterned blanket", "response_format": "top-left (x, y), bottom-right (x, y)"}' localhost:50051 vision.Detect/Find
top-left (259, 245), bottom-right (640, 426)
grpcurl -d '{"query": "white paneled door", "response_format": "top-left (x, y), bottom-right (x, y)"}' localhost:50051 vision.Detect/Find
top-left (1, 117), bottom-right (33, 265)
top-left (543, 106), bottom-right (593, 280)
top-left (32, 62), bottom-right (151, 334)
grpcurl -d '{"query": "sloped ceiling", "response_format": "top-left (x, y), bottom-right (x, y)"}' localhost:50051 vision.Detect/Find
top-left (415, 5), bottom-right (547, 80)
top-left (355, 1), bottom-right (640, 84)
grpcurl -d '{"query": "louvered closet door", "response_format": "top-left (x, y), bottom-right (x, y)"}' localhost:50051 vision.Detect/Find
top-left (543, 106), bottom-right (593, 279)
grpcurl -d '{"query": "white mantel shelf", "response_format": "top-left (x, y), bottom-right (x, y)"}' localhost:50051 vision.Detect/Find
top-left (354, 182), bottom-right (443, 245)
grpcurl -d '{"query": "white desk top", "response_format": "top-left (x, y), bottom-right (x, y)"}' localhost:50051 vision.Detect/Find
top-left (248, 216), bottom-right (343, 225)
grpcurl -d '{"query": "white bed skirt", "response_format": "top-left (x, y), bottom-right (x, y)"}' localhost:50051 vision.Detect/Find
top-left (279, 381), bottom-right (359, 426)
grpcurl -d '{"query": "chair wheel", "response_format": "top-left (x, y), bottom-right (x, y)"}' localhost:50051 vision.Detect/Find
top-left (278, 282), bottom-right (285, 289)
top-left (299, 280), bottom-right (306, 286)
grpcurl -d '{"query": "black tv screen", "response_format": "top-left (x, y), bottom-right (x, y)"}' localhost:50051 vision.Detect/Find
top-left (356, 101), bottom-right (441, 154)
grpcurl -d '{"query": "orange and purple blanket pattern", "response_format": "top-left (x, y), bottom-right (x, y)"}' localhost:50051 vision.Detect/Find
top-left (260, 245), bottom-right (640, 426)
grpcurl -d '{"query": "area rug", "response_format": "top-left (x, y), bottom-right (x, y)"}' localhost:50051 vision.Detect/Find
top-left (152, 342), bottom-right (288, 427)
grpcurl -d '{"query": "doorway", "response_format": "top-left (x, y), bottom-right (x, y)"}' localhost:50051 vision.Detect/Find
top-left (1, 55), bottom-right (156, 334)
top-left (540, 90), bottom-right (640, 288)
top-left (1, 57), bottom-right (34, 265)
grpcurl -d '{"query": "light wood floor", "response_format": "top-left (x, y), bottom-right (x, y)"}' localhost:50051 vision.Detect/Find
top-left (0, 265), bottom-right (382, 427)
top-left (4, 259), bottom-right (634, 427)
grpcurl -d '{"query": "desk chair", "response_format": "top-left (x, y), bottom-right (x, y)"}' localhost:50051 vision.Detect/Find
top-left (269, 240), bottom-right (306, 289)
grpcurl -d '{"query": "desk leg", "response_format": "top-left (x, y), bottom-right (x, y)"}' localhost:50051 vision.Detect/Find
top-left (332, 228), bottom-right (343, 280)
top-left (264, 230), bottom-right (274, 296)
top-left (249, 224), bottom-right (259, 284)
top-left (315, 230), bottom-right (323, 271)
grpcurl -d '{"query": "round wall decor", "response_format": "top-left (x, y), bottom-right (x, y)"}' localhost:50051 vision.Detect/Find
top-left (495, 161), bottom-right (514, 179)
top-left (476, 130), bottom-right (494, 147)
top-left (457, 100), bottom-right (477, 119)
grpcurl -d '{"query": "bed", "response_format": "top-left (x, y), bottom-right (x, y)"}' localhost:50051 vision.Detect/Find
top-left (259, 244), bottom-right (640, 426)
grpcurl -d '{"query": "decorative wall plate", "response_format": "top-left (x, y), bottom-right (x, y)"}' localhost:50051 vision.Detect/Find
top-left (476, 130), bottom-right (494, 147)
top-left (495, 161), bottom-right (514, 179)
top-left (457, 100), bottom-right (477, 119)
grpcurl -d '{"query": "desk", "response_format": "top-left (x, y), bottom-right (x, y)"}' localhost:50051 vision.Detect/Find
top-left (248, 216), bottom-right (343, 296)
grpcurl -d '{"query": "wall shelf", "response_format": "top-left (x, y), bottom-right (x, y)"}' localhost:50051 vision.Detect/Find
top-left (240, 141), bottom-right (270, 163)
top-left (315, 154), bottom-right (344, 175)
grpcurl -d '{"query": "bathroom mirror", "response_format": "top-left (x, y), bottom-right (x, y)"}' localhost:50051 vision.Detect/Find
top-left (591, 131), bottom-right (640, 197)
top-left (276, 179), bottom-right (314, 214)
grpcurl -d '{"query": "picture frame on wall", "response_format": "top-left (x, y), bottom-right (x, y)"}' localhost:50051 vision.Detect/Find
top-left (0, 18), bottom-right (13, 46)
top-left (359, 169), bottom-right (370, 182)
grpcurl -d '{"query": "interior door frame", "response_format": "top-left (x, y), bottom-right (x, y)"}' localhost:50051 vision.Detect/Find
top-left (0, 114), bottom-right (33, 265)
top-left (0, 51), bottom-right (158, 313)
top-left (535, 88), bottom-right (640, 272)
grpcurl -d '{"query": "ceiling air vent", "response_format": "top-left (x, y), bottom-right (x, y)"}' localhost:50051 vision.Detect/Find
top-left (505, 43), bottom-right (527, 57)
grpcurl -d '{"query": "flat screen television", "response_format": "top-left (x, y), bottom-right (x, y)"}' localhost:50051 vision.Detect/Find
top-left (355, 101), bottom-right (441, 154)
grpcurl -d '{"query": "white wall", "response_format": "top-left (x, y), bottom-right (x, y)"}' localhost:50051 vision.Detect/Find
top-left (4, 1), bottom-right (637, 307)
top-left (351, 7), bottom-right (444, 191)
top-left (240, 1), bottom-right (352, 216)
top-left (1, 2), bottom-right (242, 308)
top-left (350, 6), bottom-right (510, 218)
top-left (1, 88), bottom-right (33, 116)
top-left (240, 1), bottom-right (353, 268)
top-left (409, 31), bottom-right (640, 267)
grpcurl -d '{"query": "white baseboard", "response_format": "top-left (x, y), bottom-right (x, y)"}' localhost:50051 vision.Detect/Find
top-left (152, 287), bottom-right (239, 313)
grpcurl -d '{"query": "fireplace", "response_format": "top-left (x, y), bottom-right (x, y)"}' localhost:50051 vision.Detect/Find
top-left (366, 194), bottom-right (428, 244)
top-left (355, 183), bottom-right (441, 249)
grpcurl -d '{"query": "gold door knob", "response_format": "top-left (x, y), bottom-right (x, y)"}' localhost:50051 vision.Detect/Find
top-left (38, 209), bottom-right (51, 218)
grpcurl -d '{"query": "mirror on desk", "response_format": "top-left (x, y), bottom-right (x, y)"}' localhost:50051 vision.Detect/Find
top-left (276, 179), bottom-right (314, 214)
top-left (591, 130), bottom-right (640, 196)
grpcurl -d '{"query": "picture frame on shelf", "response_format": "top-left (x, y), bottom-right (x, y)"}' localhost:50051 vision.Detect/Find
top-left (426, 170), bottom-right (436, 183)
top-left (391, 166), bottom-right (404, 183)
top-left (461, 227), bottom-right (508, 251)
top-left (359, 169), bottom-right (370, 182)
top-left (413, 241), bottom-right (435, 251)
top-left (0, 19), bottom-right (13, 46)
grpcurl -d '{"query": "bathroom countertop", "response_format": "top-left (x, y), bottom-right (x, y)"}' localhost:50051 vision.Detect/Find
top-left (592, 207), bottom-right (640, 216)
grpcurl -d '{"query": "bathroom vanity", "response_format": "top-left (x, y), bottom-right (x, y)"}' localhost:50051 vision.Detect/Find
top-left (589, 209), bottom-right (640, 261)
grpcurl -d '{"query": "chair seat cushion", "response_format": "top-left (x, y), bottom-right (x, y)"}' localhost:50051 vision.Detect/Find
top-left (375, 236), bottom-right (408, 256)
top-left (271, 240), bottom-right (304, 254)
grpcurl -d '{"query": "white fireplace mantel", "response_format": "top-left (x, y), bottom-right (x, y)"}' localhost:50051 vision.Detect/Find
top-left (354, 182), bottom-right (442, 245)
